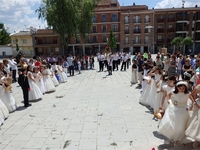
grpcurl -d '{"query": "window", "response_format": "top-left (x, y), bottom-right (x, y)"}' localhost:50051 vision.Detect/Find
top-left (125, 37), bottom-right (129, 44)
top-left (93, 36), bottom-right (97, 43)
top-left (168, 14), bottom-right (174, 19)
top-left (13, 40), bottom-right (16, 44)
top-left (102, 14), bottom-right (107, 22)
top-left (102, 25), bottom-right (107, 32)
top-left (145, 15), bottom-right (150, 23)
top-left (134, 16), bottom-right (141, 23)
top-left (92, 26), bottom-right (97, 33)
top-left (168, 25), bottom-right (173, 28)
top-left (125, 26), bottom-right (129, 34)
top-left (145, 36), bottom-right (149, 43)
top-left (158, 35), bottom-right (163, 40)
top-left (124, 16), bottom-right (129, 24)
top-left (158, 25), bottom-right (163, 29)
top-left (134, 26), bottom-right (140, 33)
top-left (102, 35), bottom-right (107, 43)
top-left (112, 25), bottom-right (118, 32)
top-left (23, 39), bottom-right (27, 44)
top-left (115, 35), bottom-right (118, 42)
top-left (134, 36), bottom-right (140, 44)
top-left (159, 15), bottom-right (163, 19)
top-left (111, 14), bottom-right (118, 22)
top-left (92, 15), bottom-right (96, 23)
top-left (53, 38), bottom-right (57, 44)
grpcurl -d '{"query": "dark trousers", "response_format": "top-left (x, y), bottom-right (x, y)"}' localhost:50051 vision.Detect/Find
top-left (113, 60), bottom-right (118, 71)
top-left (22, 88), bottom-right (29, 107)
top-left (121, 62), bottom-right (126, 71)
top-left (108, 66), bottom-right (112, 75)
top-left (69, 65), bottom-right (74, 76)
top-left (127, 59), bottom-right (130, 69)
top-left (104, 60), bottom-right (108, 69)
top-left (99, 61), bottom-right (104, 71)
top-left (12, 70), bottom-right (17, 82)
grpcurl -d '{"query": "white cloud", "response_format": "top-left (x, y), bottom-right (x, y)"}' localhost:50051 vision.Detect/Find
top-left (0, 0), bottom-right (46, 33)
top-left (155, 0), bottom-right (200, 8)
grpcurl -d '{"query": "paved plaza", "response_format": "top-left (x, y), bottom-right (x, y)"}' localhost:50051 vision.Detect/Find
top-left (0, 58), bottom-right (198, 150)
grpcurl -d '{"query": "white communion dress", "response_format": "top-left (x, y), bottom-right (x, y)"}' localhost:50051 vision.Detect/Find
top-left (57, 65), bottom-right (67, 83)
top-left (0, 86), bottom-right (9, 119)
top-left (158, 92), bottom-right (190, 141)
top-left (42, 69), bottom-right (56, 93)
top-left (33, 72), bottom-right (46, 94)
top-left (139, 78), bottom-right (151, 106)
top-left (27, 71), bottom-right (43, 101)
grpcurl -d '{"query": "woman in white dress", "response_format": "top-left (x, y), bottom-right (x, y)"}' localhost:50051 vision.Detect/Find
top-left (33, 67), bottom-right (46, 94)
top-left (158, 81), bottom-right (192, 146)
top-left (41, 65), bottom-right (56, 93)
top-left (185, 85), bottom-right (200, 148)
top-left (27, 66), bottom-right (43, 101)
top-left (1, 77), bottom-right (17, 113)
top-left (57, 64), bottom-right (67, 83)
top-left (0, 84), bottom-right (9, 119)
top-left (164, 54), bottom-right (170, 75)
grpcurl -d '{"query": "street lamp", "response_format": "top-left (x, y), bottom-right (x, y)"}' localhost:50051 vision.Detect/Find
top-left (145, 25), bottom-right (153, 53)
top-left (128, 10), bottom-right (130, 53)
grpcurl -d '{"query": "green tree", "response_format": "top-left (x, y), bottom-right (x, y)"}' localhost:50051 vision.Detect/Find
top-left (36, 0), bottom-right (100, 54)
top-left (171, 37), bottom-right (183, 53)
top-left (182, 36), bottom-right (193, 54)
top-left (108, 29), bottom-right (117, 52)
top-left (0, 23), bottom-right (11, 45)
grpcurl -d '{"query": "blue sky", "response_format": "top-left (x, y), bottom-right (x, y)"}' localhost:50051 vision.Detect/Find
top-left (0, 0), bottom-right (200, 33)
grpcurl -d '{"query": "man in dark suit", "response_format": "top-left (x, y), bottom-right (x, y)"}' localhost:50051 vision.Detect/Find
top-left (18, 69), bottom-right (31, 107)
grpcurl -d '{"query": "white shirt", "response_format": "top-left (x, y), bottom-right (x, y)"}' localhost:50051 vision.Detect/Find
top-left (8, 59), bottom-right (17, 70)
top-left (67, 57), bottom-right (73, 66)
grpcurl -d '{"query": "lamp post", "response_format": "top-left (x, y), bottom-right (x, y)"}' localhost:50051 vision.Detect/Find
top-left (145, 25), bottom-right (153, 53)
top-left (128, 10), bottom-right (130, 53)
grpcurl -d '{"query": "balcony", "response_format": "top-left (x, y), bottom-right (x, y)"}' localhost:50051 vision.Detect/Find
top-left (92, 29), bottom-right (97, 33)
top-left (133, 39), bottom-right (141, 44)
top-left (176, 17), bottom-right (189, 22)
top-left (124, 30), bottom-right (129, 34)
top-left (102, 39), bottom-right (107, 43)
top-left (196, 16), bottom-right (200, 21)
top-left (145, 19), bottom-right (150, 23)
top-left (157, 28), bottom-right (164, 33)
top-left (133, 19), bottom-right (141, 23)
top-left (124, 20), bottom-right (129, 24)
top-left (92, 39), bottom-right (98, 43)
top-left (111, 18), bottom-right (118, 22)
top-left (168, 18), bottom-right (175, 22)
top-left (176, 27), bottom-right (189, 32)
top-left (157, 39), bottom-right (164, 44)
top-left (145, 40), bottom-right (148, 44)
top-left (144, 28), bottom-right (149, 33)
top-left (157, 18), bottom-right (165, 22)
top-left (133, 29), bottom-right (141, 34)
top-left (167, 28), bottom-right (175, 32)
top-left (102, 29), bottom-right (107, 33)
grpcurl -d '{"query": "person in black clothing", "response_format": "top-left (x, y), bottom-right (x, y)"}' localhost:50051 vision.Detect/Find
top-left (18, 69), bottom-right (31, 107)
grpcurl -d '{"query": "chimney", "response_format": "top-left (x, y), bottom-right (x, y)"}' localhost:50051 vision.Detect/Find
top-left (133, 3), bottom-right (135, 6)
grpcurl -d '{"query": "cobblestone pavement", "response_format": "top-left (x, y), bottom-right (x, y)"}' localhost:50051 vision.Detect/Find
top-left (0, 58), bottom-right (197, 150)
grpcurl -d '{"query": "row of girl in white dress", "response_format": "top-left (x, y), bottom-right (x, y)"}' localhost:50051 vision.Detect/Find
top-left (26, 64), bottom-right (68, 101)
top-left (0, 76), bottom-right (17, 126)
top-left (138, 66), bottom-right (200, 148)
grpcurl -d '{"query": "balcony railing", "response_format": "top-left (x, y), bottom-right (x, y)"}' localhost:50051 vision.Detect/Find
top-left (157, 39), bottom-right (164, 44)
top-left (101, 18), bottom-right (107, 22)
top-left (157, 28), bottom-right (164, 33)
top-left (133, 39), bottom-right (141, 44)
top-left (112, 28), bottom-right (118, 32)
top-left (176, 17), bottom-right (189, 21)
top-left (176, 27), bottom-right (189, 31)
top-left (124, 21), bottom-right (129, 24)
top-left (111, 18), bottom-right (118, 22)
top-left (102, 29), bottom-right (107, 33)
top-left (168, 18), bottom-right (175, 22)
top-left (36, 42), bottom-right (58, 45)
top-left (133, 29), bottom-right (141, 34)
top-left (167, 28), bottom-right (175, 32)
top-left (92, 40), bottom-right (98, 43)
top-left (133, 19), bottom-right (141, 23)
top-left (124, 30), bottom-right (129, 34)
top-left (92, 30), bottom-right (97, 33)
top-left (157, 18), bottom-right (165, 22)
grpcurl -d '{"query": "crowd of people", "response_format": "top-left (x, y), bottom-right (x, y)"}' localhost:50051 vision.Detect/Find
top-left (0, 54), bottom-right (95, 126)
top-left (132, 51), bottom-right (200, 148)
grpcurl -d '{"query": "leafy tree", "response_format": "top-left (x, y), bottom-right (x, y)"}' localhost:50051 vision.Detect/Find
top-left (182, 36), bottom-right (193, 46)
top-left (171, 37), bottom-right (183, 53)
top-left (36, 0), bottom-right (100, 54)
top-left (108, 29), bottom-right (117, 52)
top-left (0, 22), bottom-right (11, 45)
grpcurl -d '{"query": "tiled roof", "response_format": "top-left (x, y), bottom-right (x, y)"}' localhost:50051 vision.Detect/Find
top-left (10, 31), bottom-right (31, 36)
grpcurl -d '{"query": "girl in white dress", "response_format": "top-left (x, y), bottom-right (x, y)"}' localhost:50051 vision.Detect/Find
top-left (41, 65), bottom-right (56, 93)
top-left (77, 59), bottom-right (81, 74)
top-left (139, 66), bottom-right (153, 105)
top-left (27, 66), bottom-right (43, 101)
top-left (153, 75), bottom-right (168, 112)
top-left (0, 84), bottom-right (9, 119)
top-left (1, 77), bottom-right (17, 113)
top-left (131, 60), bottom-right (137, 84)
top-left (48, 64), bottom-right (59, 86)
top-left (33, 67), bottom-right (46, 94)
top-left (160, 75), bottom-right (176, 110)
top-left (146, 67), bottom-right (162, 109)
top-left (57, 64), bottom-right (67, 83)
top-left (141, 63), bottom-right (149, 91)
top-left (185, 85), bottom-right (200, 148)
top-left (158, 81), bottom-right (192, 146)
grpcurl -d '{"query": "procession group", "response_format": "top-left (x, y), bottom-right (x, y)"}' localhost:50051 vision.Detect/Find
top-left (131, 52), bottom-right (200, 148)
top-left (0, 54), bottom-right (95, 127)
